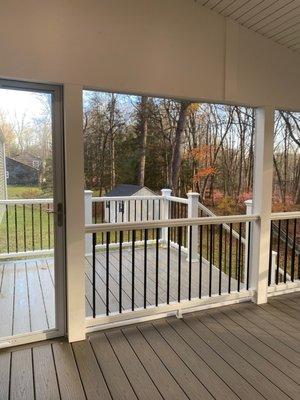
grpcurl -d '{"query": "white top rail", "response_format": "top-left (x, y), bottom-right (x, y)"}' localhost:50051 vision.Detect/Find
top-left (165, 196), bottom-right (188, 204)
top-left (0, 198), bottom-right (53, 205)
top-left (85, 214), bottom-right (259, 234)
top-left (92, 195), bottom-right (161, 202)
top-left (271, 211), bottom-right (300, 221)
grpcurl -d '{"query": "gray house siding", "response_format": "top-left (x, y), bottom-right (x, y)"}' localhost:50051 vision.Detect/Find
top-left (6, 157), bottom-right (39, 186)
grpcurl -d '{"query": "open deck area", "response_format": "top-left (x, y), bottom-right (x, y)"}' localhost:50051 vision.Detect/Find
top-left (0, 246), bottom-right (240, 337)
top-left (0, 291), bottom-right (299, 400)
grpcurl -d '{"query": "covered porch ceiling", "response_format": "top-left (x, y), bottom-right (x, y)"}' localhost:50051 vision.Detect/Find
top-left (200, 0), bottom-right (300, 53)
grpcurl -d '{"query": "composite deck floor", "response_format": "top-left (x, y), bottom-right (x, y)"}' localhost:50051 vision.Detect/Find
top-left (0, 246), bottom-right (240, 337)
top-left (0, 292), bottom-right (299, 400)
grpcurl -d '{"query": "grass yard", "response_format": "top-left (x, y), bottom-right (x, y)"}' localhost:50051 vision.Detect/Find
top-left (7, 185), bottom-right (44, 199)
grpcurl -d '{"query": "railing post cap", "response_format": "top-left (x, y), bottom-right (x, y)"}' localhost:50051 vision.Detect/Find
top-left (84, 190), bottom-right (94, 195)
top-left (161, 188), bottom-right (172, 196)
top-left (244, 199), bottom-right (253, 205)
top-left (187, 192), bottom-right (200, 198)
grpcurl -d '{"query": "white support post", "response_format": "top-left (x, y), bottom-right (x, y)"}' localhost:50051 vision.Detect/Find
top-left (64, 84), bottom-right (86, 342)
top-left (187, 192), bottom-right (200, 261)
top-left (244, 199), bottom-right (253, 287)
top-left (161, 188), bottom-right (172, 244)
top-left (250, 106), bottom-right (274, 304)
top-left (85, 190), bottom-right (93, 256)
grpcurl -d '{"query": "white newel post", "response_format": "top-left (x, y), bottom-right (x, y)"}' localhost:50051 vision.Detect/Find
top-left (244, 199), bottom-right (253, 286)
top-left (187, 192), bottom-right (200, 261)
top-left (161, 188), bottom-right (172, 243)
top-left (85, 190), bottom-right (93, 255)
top-left (250, 106), bottom-right (274, 304)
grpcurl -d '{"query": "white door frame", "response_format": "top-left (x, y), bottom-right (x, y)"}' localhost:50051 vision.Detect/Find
top-left (0, 79), bottom-right (66, 348)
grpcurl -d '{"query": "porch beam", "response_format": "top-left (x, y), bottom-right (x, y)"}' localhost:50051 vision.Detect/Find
top-left (64, 84), bottom-right (86, 341)
top-left (250, 106), bottom-right (274, 304)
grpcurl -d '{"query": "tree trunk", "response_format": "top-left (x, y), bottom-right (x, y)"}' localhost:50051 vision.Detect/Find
top-left (137, 96), bottom-right (148, 186)
top-left (169, 101), bottom-right (191, 193)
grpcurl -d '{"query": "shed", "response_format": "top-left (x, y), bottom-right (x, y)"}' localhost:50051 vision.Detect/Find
top-left (6, 156), bottom-right (39, 186)
top-left (104, 184), bottom-right (160, 223)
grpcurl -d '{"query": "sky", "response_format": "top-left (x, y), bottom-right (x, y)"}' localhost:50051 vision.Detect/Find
top-left (0, 89), bottom-right (48, 124)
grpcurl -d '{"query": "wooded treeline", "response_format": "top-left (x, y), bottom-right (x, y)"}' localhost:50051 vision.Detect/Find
top-left (83, 91), bottom-right (300, 213)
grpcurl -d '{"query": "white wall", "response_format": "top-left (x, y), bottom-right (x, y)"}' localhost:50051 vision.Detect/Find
top-left (0, 0), bottom-right (299, 110)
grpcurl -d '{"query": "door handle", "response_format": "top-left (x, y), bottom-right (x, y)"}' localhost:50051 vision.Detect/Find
top-left (46, 203), bottom-right (64, 227)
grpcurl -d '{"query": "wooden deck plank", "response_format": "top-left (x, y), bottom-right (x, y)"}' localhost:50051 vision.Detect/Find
top-left (0, 263), bottom-right (14, 337)
top-left (224, 307), bottom-right (300, 367)
top-left (260, 302), bottom-right (300, 330)
top-left (200, 310), bottom-right (300, 399)
top-left (90, 332), bottom-right (138, 400)
top-left (153, 319), bottom-right (239, 400)
top-left (0, 351), bottom-right (10, 400)
top-left (107, 329), bottom-right (163, 400)
top-left (168, 317), bottom-right (264, 400)
top-left (35, 259), bottom-right (55, 329)
top-left (32, 344), bottom-right (60, 400)
top-left (52, 341), bottom-right (86, 400)
top-left (231, 302), bottom-right (300, 348)
top-left (13, 261), bottom-right (31, 335)
top-left (72, 340), bottom-right (112, 400)
top-left (183, 314), bottom-right (289, 400)
top-left (138, 323), bottom-right (215, 400)
top-left (10, 348), bottom-right (34, 400)
top-left (26, 260), bottom-right (49, 332)
top-left (122, 325), bottom-right (189, 400)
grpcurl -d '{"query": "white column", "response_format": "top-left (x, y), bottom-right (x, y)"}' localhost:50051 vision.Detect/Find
top-left (187, 192), bottom-right (200, 261)
top-left (64, 84), bottom-right (86, 341)
top-left (244, 199), bottom-right (253, 287)
top-left (250, 106), bottom-right (274, 304)
top-left (84, 190), bottom-right (93, 255)
top-left (161, 188), bottom-right (172, 243)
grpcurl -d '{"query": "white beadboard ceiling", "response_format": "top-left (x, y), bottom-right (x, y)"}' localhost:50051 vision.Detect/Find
top-left (198, 0), bottom-right (300, 53)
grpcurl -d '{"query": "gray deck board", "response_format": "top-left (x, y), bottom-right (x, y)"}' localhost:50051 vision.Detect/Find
top-left (0, 293), bottom-right (299, 400)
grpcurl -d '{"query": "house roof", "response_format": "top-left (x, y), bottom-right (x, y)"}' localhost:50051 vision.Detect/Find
top-left (6, 156), bottom-right (39, 171)
top-left (105, 184), bottom-right (154, 197)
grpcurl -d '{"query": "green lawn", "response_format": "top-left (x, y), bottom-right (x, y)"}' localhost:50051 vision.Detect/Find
top-left (7, 185), bottom-right (44, 199)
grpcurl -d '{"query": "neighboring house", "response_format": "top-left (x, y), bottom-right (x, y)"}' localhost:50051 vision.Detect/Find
top-left (5, 157), bottom-right (39, 185)
top-left (12, 153), bottom-right (42, 170)
top-left (104, 184), bottom-right (159, 223)
top-left (0, 131), bottom-right (7, 220)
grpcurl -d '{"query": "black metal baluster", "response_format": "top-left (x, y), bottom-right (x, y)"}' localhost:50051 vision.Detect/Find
top-left (155, 228), bottom-right (159, 307)
top-left (209, 225), bottom-right (213, 297)
top-left (228, 223), bottom-right (233, 293)
top-left (188, 225), bottom-right (192, 301)
top-left (101, 202), bottom-right (104, 244)
top-left (6, 205), bottom-right (9, 253)
top-left (246, 222), bottom-right (251, 290)
top-left (114, 202), bottom-right (117, 243)
top-left (106, 231), bottom-right (110, 315)
top-left (39, 204), bottom-right (43, 250)
top-left (218, 225), bottom-right (223, 295)
top-left (119, 231), bottom-right (123, 313)
top-left (199, 224), bottom-right (203, 298)
top-left (276, 220), bottom-right (281, 284)
top-left (32, 204), bottom-right (35, 251)
top-left (283, 219), bottom-right (289, 283)
top-left (206, 225), bottom-right (209, 259)
top-left (291, 219), bottom-right (297, 282)
top-left (268, 221), bottom-right (273, 286)
top-left (178, 226), bottom-right (182, 302)
top-left (92, 232), bottom-right (96, 318)
top-left (144, 229), bottom-right (148, 308)
top-left (237, 223), bottom-right (242, 292)
top-left (132, 230), bottom-right (135, 311)
top-left (23, 204), bottom-right (27, 252)
top-left (167, 227), bottom-right (171, 304)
